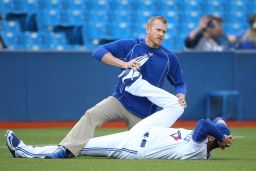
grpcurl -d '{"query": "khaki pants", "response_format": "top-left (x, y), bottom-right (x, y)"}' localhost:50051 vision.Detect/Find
top-left (59, 96), bottom-right (141, 156)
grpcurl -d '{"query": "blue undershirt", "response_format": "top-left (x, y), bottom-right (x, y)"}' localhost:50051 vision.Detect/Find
top-left (192, 119), bottom-right (225, 143)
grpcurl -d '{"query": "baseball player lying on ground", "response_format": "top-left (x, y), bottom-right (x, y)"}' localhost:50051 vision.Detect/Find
top-left (5, 69), bottom-right (233, 160)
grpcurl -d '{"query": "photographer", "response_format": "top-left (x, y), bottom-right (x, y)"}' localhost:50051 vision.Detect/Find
top-left (184, 15), bottom-right (233, 51)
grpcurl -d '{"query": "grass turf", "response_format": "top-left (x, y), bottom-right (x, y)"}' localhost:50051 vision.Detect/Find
top-left (0, 128), bottom-right (256, 171)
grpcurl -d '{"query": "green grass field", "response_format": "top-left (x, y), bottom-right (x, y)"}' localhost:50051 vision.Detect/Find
top-left (0, 128), bottom-right (256, 171)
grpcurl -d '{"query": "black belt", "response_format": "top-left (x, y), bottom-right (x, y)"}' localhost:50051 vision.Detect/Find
top-left (140, 132), bottom-right (149, 148)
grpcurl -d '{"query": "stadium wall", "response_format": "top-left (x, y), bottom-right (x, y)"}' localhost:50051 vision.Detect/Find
top-left (0, 51), bottom-right (255, 121)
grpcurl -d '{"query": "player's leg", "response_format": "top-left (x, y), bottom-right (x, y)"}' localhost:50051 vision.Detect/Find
top-left (6, 129), bottom-right (139, 159)
top-left (80, 130), bottom-right (144, 159)
top-left (125, 74), bottom-right (180, 109)
top-left (80, 131), bottom-right (131, 157)
top-left (6, 130), bottom-right (58, 158)
top-left (15, 143), bottom-right (58, 158)
top-left (130, 106), bottom-right (183, 131)
top-left (124, 74), bottom-right (184, 130)
top-left (58, 96), bottom-right (135, 157)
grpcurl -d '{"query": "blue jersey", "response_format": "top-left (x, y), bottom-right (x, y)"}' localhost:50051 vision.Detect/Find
top-left (93, 38), bottom-right (186, 118)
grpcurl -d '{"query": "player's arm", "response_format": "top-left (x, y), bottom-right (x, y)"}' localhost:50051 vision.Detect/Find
top-left (192, 119), bottom-right (232, 148)
top-left (192, 119), bottom-right (224, 142)
top-left (92, 39), bottom-right (139, 70)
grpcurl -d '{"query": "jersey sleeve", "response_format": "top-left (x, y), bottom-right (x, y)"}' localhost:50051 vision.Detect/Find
top-left (92, 39), bottom-right (137, 61)
top-left (192, 119), bottom-right (225, 143)
top-left (166, 53), bottom-right (187, 95)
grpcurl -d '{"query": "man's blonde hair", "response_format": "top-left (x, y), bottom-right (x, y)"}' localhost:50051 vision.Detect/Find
top-left (146, 16), bottom-right (167, 27)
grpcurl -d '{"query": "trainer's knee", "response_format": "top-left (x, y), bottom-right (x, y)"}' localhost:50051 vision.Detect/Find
top-left (82, 109), bottom-right (104, 127)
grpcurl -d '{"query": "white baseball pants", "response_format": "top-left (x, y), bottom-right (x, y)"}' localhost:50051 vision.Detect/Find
top-left (14, 76), bottom-right (184, 158)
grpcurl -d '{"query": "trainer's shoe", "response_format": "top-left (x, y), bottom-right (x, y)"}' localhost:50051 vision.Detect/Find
top-left (118, 69), bottom-right (141, 86)
top-left (45, 146), bottom-right (70, 159)
top-left (5, 130), bottom-right (21, 158)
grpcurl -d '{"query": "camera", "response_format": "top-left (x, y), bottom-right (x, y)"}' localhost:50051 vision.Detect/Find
top-left (206, 19), bottom-right (215, 28)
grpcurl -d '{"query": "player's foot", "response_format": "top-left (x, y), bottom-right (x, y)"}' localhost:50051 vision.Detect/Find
top-left (45, 146), bottom-right (70, 159)
top-left (5, 130), bottom-right (21, 158)
top-left (135, 55), bottom-right (149, 67)
top-left (118, 69), bottom-right (141, 86)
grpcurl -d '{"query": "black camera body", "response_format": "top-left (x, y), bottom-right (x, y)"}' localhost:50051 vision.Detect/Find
top-left (206, 19), bottom-right (215, 28)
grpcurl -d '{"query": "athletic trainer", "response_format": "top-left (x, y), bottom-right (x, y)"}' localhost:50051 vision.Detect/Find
top-left (43, 16), bottom-right (187, 158)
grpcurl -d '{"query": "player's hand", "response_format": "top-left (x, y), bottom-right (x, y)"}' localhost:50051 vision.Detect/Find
top-left (176, 93), bottom-right (187, 108)
top-left (218, 135), bottom-right (233, 150)
top-left (122, 59), bottom-right (140, 70)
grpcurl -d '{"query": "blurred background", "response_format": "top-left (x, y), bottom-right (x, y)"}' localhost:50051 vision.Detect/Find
top-left (1, 0), bottom-right (256, 51)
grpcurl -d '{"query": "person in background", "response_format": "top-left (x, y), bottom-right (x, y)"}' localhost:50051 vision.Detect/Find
top-left (184, 15), bottom-right (233, 51)
top-left (236, 14), bottom-right (256, 49)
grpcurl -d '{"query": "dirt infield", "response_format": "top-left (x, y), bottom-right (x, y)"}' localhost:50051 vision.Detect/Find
top-left (1, 120), bottom-right (256, 129)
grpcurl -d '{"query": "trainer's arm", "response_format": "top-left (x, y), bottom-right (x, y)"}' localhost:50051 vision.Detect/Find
top-left (166, 54), bottom-right (187, 95)
top-left (166, 53), bottom-right (187, 107)
top-left (101, 52), bottom-right (139, 70)
top-left (167, 53), bottom-right (187, 94)
top-left (92, 39), bottom-right (139, 70)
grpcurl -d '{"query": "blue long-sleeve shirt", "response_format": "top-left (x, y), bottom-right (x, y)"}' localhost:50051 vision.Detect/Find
top-left (92, 38), bottom-right (187, 118)
top-left (192, 119), bottom-right (225, 143)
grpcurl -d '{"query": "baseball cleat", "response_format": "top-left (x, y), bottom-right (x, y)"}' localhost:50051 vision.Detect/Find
top-left (5, 130), bottom-right (21, 158)
top-left (45, 146), bottom-right (70, 159)
top-left (118, 69), bottom-right (141, 86)
top-left (135, 55), bottom-right (149, 67)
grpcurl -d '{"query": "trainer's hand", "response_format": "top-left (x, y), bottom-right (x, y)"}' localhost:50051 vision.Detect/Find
top-left (176, 93), bottom-right (187, 108)
top-left (219, 135), bottom-right (233, 150)
top-left (122, 59), bottom-right (140, 70)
